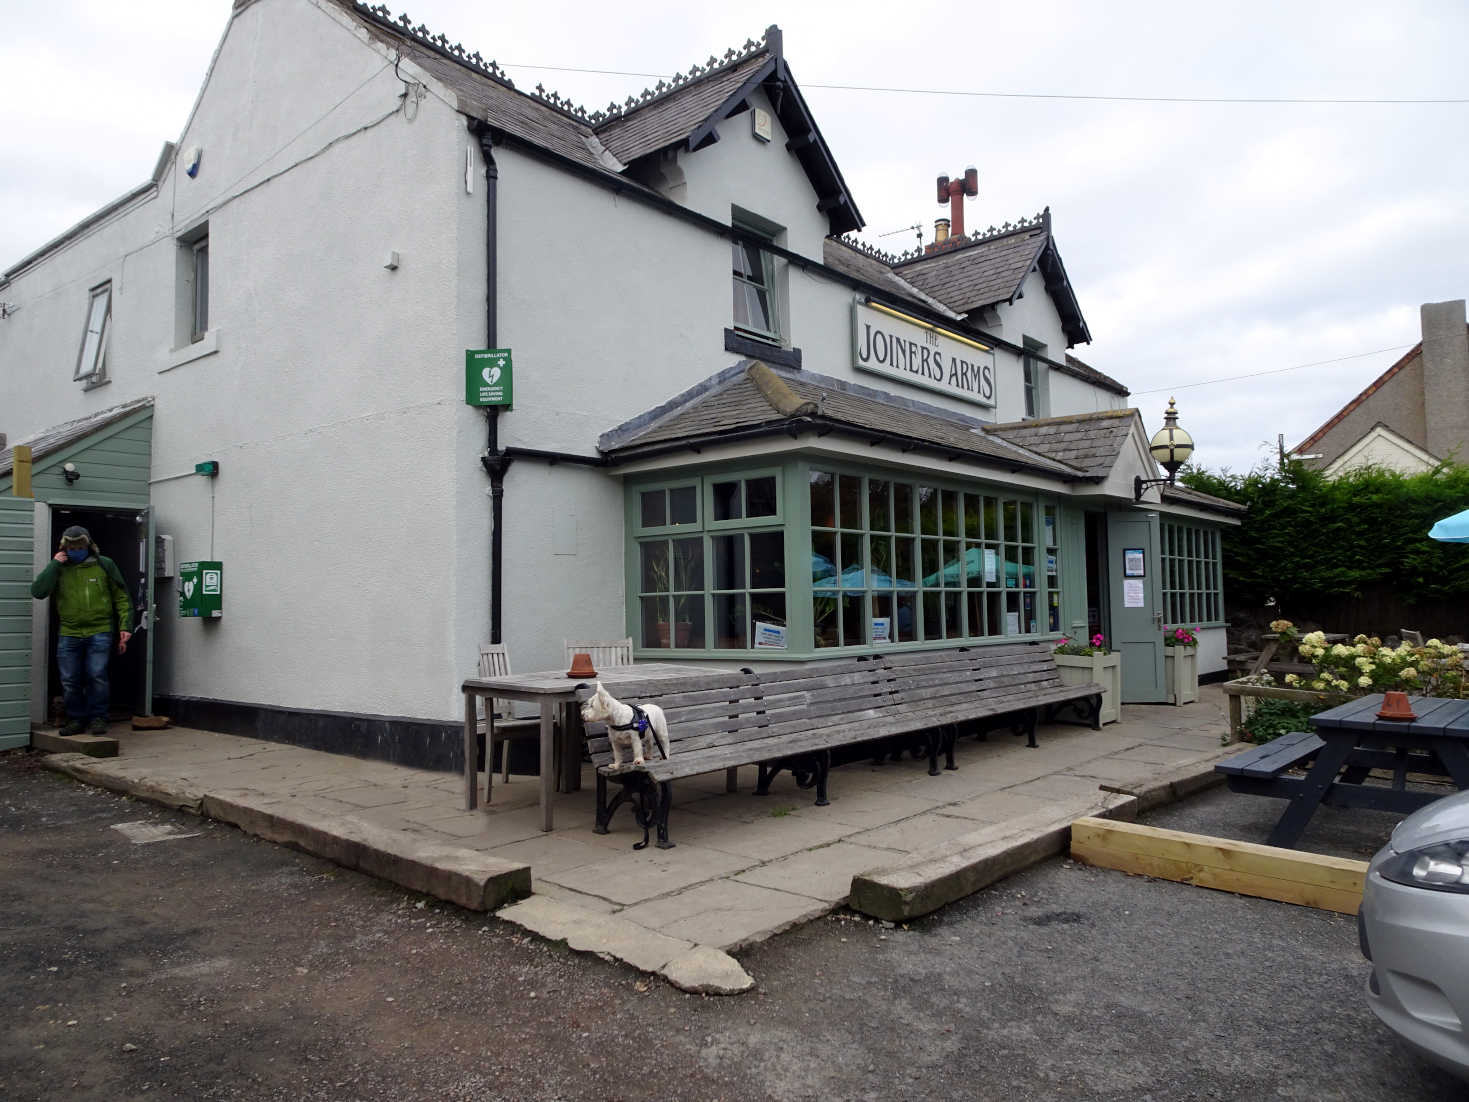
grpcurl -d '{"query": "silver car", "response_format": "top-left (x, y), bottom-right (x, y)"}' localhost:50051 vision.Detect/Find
top-left (1360, 788), bottom-right (1469, 1080)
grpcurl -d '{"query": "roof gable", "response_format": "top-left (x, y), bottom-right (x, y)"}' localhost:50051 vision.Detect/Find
top-left (1295, 343), bottom-right (1423, 453)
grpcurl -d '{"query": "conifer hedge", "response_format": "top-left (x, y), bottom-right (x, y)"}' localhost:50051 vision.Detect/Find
top-left (1180, 462), bottom-right (1469, 609)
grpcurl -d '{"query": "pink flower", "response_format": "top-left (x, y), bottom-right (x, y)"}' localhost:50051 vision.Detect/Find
top-left (1090, 633), bottom-right (1105, 648)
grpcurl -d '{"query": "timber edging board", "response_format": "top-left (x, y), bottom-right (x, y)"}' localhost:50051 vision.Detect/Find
top-left (1069, 816), bottom-right (1367, 915)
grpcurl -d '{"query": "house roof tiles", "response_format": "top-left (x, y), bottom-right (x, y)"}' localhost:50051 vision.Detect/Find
top-left (984, 408), bottom-right (1139, 478)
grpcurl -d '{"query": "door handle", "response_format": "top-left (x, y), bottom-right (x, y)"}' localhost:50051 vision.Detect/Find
top-left (1153, 610), bottom-right (1164, 630)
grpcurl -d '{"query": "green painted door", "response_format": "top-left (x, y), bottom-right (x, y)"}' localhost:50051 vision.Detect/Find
top-left (1109, 509), bottom-right (1166, 703)
top-left (0, 498), bottom-right (35, 748)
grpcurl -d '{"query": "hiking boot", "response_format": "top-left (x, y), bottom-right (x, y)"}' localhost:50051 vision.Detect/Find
top-left (89, 717), bottom-right (109, 735)
top-left (59, 720), bottom-right (86, 736)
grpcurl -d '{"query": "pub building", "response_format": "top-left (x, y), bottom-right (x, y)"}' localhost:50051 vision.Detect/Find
top-left (0, 1), bottom-right (1241, 766)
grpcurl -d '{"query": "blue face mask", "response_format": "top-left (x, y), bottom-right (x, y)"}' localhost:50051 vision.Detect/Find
top-left (65, 548), bottom-right (89, 563)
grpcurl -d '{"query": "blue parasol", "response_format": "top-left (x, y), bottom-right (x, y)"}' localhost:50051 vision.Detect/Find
top-left (1428, 507), bottom-right (1469, 543)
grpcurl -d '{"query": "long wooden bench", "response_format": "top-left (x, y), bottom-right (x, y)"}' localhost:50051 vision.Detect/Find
top-left (579, 642), bottom-right (1104, 849)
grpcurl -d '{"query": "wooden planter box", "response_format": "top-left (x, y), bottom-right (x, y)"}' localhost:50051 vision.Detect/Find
top-left (1053, 651), bottom-right (1121, 726)
top-left (1220, 679), bottom-right (1344, 741)
top-left (1164, 647), bottom-right (1199, 705)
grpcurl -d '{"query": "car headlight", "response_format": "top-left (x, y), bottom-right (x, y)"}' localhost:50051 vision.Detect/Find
top-left (1380, 841), bottom-right (1469, 893)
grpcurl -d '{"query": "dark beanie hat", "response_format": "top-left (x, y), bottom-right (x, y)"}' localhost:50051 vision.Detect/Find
top-left (60, 525), bottom-right (91, 547)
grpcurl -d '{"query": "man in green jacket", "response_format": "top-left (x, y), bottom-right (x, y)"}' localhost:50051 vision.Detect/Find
top-left (30, 525), bottom-right (133, 735)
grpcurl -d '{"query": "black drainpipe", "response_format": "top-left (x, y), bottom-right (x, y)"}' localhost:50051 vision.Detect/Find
top-left (472, 120), bottom-right (510, 646)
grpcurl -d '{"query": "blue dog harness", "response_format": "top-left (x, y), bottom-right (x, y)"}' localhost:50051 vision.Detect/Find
top-left (608, 705), bottom-right (667, 759)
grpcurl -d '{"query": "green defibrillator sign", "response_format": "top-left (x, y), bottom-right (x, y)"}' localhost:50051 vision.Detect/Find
top-left (465, 349), bottom-right (513, 408)
top-left (179, 560), bottom-right (223, 619)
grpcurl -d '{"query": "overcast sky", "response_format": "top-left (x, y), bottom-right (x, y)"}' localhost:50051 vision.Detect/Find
top-left (6, 0), bottom-right (1467, 474)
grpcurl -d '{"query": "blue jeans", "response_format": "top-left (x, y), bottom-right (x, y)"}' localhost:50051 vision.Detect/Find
top-left (57, 633), bottom-right (112, 721)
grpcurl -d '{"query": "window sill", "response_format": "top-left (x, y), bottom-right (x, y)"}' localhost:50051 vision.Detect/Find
top-left (724, 328), bottom-right (801, 369)
top-left (161, 329), bottom-right (220, 373)
top-left (79, 375), bottom-right (111, 392)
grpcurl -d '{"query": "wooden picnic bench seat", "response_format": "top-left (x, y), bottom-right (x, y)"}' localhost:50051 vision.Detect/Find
top-left (1215, 729), bottom-right (1325, 790)
top-left (579, 642), bottom-right (1104, 849)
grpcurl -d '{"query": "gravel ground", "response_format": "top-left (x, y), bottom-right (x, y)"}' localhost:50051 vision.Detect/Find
top-left (2, 751), bottom-right (1461, 1101)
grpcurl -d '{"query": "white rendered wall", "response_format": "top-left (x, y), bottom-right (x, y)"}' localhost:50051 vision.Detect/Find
top-left (1196, 625), bottom-right (1227, 677)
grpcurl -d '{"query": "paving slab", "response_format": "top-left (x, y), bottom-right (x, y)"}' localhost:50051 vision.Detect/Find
top-left (734, 841), bottom-right (902, 904)
top-left (618, 880), bottom-right (830, 951)
top-left (662, 945), bottom-right (756, 995)
top-left (784, 787), bottom-right (943, 829)
top-left (663, 806), bottom-right (854, 861)
top-left (498, 895), bottom-right (695, 975)
top-left (849, 810), bottom-right (1000, 854)
top-left (544, 843), bottom-right (756, 906)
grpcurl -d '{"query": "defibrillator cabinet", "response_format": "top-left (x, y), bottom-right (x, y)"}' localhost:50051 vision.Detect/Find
top-left (178, 560), bottom-right (223, 618)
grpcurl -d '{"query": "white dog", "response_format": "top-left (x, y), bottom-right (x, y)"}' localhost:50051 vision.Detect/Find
top-left (579, 682), bottom-right (671, 769)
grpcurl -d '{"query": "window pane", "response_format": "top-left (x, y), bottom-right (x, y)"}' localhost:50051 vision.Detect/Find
top-left (814, 592), bottom-right (840, 648)
top-left (869, 535), bottom-right (892, 586)
top-left (194, 242), bottom-right (209, 337)
top-left (810, 471), bottom-right (835, 528)
top-left (942, 490), bottom-right (960, 537)
top-left (923, 592), bottom-right (943, 640)
top-left (838, 475), bottom-right (862, 530)
top-left (964, 542), bottom-right (984, 587)
top-left (983, 497), bottom-right (999, 543)
top-left (747, 285), bottom-right (774, 333)
top-left (941, 541), bottom-right (962, 589)
top-left (748, 530), bottom-right (784, 588)
top-left (712, 534), bottom-right (745, 590)
top-left (712, 480), bottom-right (742, 521)
top-left (893, 483), bottom-right (914, 534)
top-left (868, 479), bottom-right (891, 532)
top-left (986, 592), bottom-right (1004, 638)
top-left (734, 241), bottom-right (763, 279)
top-left (921, 538), bottom-right (940, 581)
top-left (1048, 591), bottom-right (1061, 633)
top-left (640, 490), bottom-right (666, 529)
top-left (77, 286), bottom-right (110, 378)
top-left (918, 486), bottom-right (939, 535)
top-left (673, 537), bottom-right (703, 590)
top-left (967, 591), bottom-right (986, 637)
top-left (640, 542), bottom-right (669, 593)
top-left (713, 594), bottom-right (748, 649)
top-left (896, 592), bottom-right (917, 643)
top-left (669, 486), bottom-right (697, 525)
top-left (746, 476), bottom-right (777, 517)
top-left (840, 532), bottom-right (863, 588)
top-left (945, 592), bottom-right (962, 638)
top-left (751, 593), bottom-right (786, 635)
top-left (1004, 501), bottom-right (1019, 543)
top-left (1020, 547), bottom-right (1036, 589)
top-left (1023, 591), bottom-right (1037, 634)
top-left (671, 594), bottom-right (706, 649)
top-left (841, 596), bottom-right (865, 647)
top-left (641, 597), bottom-right (669, 648)
top-left (812, 531), bottom-right (837, 585)
top-left (964, 493), bottom-right (982, 539)
top-left (1019, 502), bottom-right (1034, 545)
top-left (895, 537), bottom-right (917, 588)
top-left (872, 592), bottom-right (893, 639)
top-left (732, 280), bottom-right (751, 329)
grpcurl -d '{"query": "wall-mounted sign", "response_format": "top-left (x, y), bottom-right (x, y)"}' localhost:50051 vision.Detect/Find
top-left (179, 560), bottom-right (223, 619)
top-left (871, 617), bottom-right (892, 644)
top-left (1123, 548), bottom-right (1146, 577)
top-left (465, 349), bottom-right (513, 407)
top-left (852, 301), bottom-right (996, 407)
top-left (754, 621), bottom-right (787, 649)
top-left (752, 107), bottom-right (773, 143)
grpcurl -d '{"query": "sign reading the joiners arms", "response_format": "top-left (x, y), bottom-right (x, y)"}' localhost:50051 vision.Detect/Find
top-left (852, 301), bottom-right (996, 408)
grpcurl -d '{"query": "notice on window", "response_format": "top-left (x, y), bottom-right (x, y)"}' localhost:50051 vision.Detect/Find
top-left (1006, 611), bottom-right (1021, 636)
top-left (1044, 514), bottom-right (1056, 548)
top-left (984, 549), bottom-right (998, 584)
top-left (754, 622), bottom-right (787, 649)
top-left (1124, 549), bottom-right (1146, 577)
top-left (871, 617), bottom-right (892, 644)
top-left (1123, 579), bottom-right (1145, 608)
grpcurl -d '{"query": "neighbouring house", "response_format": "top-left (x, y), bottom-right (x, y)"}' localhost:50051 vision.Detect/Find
top-left (0, 0), bottom-right (1241, 764)
top-left (1295, 299), bottom-right (1469, 476)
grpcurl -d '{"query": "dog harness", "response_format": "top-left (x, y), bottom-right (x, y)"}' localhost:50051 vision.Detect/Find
top-left (608, 705), bottom-right (667, 759)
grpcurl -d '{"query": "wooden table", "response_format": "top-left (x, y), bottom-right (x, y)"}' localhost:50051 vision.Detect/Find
top-left (1233, 694), bottom-right (1469, 848)
top-left (461, 663), bottom-right (724, 830)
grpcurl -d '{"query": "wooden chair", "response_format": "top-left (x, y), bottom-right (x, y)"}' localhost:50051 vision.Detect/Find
top-left (562, 637), bottom-right (634, 672)
top-left (477, 643), bottom-right (541, 783)
top-left (1402, 629), bottom-right (1425, 647)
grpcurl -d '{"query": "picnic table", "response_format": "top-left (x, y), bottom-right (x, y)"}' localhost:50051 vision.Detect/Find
top-left (461, 662), bottom-right (724, 830)
top-left (1216, 694), bottom-right (1469, 848)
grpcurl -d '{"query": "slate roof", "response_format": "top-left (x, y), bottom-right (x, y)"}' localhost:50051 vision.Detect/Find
top-left (820, 238), bottom-right (964, 320)
top-left (0, 397), bottom-right (154, 478)
top-left (896, 222), bottom-right (1049, 314)
top-left (598, 361), bottom-right (1088, 479)
top-left (1063, 354), bottom-right (1128, 397)
top-left (595, 53), bottom-right (769, 163)
top-left (985, 408), bottom-right (1139, 478)
top-left (1160, 483), bottom-right (1247, 516)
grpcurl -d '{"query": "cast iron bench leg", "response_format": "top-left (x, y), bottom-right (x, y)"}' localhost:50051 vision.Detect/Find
top-left (1026, 708), bottom-right (1039, 748)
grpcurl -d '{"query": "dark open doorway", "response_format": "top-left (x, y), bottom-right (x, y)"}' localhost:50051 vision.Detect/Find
top-left (1084, 510), bottom-right (1109, 644)
top-left (44, 506), bottom-right (149, 721)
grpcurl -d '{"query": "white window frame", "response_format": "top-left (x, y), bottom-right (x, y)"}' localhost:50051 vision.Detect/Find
top-left (732, 236), bottom-right (780, 343)
top-left (190, 236), bottom-right (209, 343)
top-left (74, 282), bottom-right (112, 382)
top-left (1022, 338), bottom-right (1049, 419)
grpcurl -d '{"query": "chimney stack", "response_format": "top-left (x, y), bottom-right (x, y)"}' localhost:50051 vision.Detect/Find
top-left (1421, 299), bottom-right (1469, 462)
top-left (928, 167), bottom-right (978, 254)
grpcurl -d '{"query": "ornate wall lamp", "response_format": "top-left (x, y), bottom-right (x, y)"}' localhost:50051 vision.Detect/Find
top-left (1134, 398), bottom-right (1194, 501)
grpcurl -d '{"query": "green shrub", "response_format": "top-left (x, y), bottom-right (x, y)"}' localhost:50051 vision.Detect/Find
top-left (1240, 698), bottom-right (1324, 744)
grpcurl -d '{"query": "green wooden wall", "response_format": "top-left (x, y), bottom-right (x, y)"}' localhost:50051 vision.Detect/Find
top-left (0, 410), bottom-right (152, 507)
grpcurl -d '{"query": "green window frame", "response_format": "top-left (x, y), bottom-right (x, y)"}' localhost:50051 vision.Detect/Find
top-left (809, 467), bottom-right (1049, 649)
top-left (1161, 521), bottom-right (1224, 627)
top-left (633, 470), bottom-right (786, 653)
